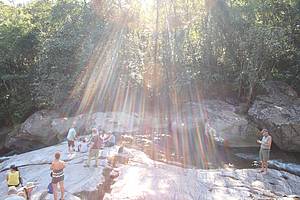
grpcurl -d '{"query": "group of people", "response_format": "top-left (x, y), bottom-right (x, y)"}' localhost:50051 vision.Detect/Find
top-left (4, 126), bottom-right (116, 200)
top-left (4, 126), bottom-right (272, 200)
top-left (4, 165), bottom-right (36, 200)
top-left (66, 126), bottom-right (116, 155)
top-left (47, 126), bottom-right (117, 200)
top-left (48, 126), bottom-right (117, 200)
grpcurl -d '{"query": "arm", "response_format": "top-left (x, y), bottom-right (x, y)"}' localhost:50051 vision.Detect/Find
top-left (89, 137), bottom-right (95, 147)
top-left (62, 161), bottom-right (66, 169)
top-left (256, 140), bottom-right (262, 144)
top-left (19, 171), bottom-right (23, 185)
top-left (265, 136), bottom-right (272, 148)
top-left (268, 137), bottom-right (272, 146)
top-left (75, 130), bottom-right (78, 140)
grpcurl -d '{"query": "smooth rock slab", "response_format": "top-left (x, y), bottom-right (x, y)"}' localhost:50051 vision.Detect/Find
top-left (105, 149), bottom-right (300, 200)
top-left (1, 143), bottom-right (299, 200)
top-left (0, 142), bottom-right (120, 199)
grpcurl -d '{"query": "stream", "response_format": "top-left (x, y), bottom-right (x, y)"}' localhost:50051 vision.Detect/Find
top-left (126, 133), bottom-right (300, 176)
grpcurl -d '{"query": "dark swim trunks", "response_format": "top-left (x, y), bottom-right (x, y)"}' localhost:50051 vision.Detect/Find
top-left (51, 169), bottom-right (64, 184)
top-left (68, 140), bottom-right (75, 148)
top-left (8, 184), bottom-right (20, 187)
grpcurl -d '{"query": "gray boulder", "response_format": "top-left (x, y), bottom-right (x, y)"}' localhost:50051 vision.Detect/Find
top-left (19, 110), bottom-right (60, 143)
top-left (0, 127), bottom-right (12, 153)
top-left (52, 112), bottom-right (140, 139)
top-left (51, 113), bottom-right (91, 140)
top-left (4, 110), bottom-right (60, 153)
top-left (179, 100), bottom-right (259, 148)
top-left (248, 81), bottom-right (300, 152)
top-left (5, 110), bottom-right (140, 153)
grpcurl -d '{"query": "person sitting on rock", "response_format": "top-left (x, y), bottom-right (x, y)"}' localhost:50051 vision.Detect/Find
top-left (75, 137), bottom-right (83, 152)
top-left (67, 124), bottom-right (77, 154)
top-left (51, 152), bottom-right (65, 200)
top-left (77, 138), bottom-right (89, 153)
top-left (104, 132), bottom-right (116, 147)
top-left (86, 128), bottom-right (102, 167)
top-left (257, 129), bottom-right (272, 174)
top-left (4, 186), bottom-right (25, 200)
top-left (17, 182), bottom-right (36, 200)
top-left (7, 165), bottom-right (22, 188)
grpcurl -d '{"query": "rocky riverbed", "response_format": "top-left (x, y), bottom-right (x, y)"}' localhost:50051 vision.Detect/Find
top-left (1, 142), bottom-right (300, 200)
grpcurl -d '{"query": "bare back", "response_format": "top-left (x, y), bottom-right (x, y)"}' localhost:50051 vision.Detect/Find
top-left (51, 160), bottom-right (65, 171)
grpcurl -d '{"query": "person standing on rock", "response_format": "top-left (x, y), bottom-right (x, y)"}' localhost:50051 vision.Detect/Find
top-left (67, 124), bottom-right (77, 154)
top-left (86, 128), bottom-right (102, 167)
top-left (257, 129), bottom-right (272, 174)
top-left (51, 152), bottom-right (65, 200)
top-left (104, 132), bottom-right (116, 147)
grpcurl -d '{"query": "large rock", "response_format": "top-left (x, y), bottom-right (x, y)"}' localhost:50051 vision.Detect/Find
top-left (4, 110), bottom-right (60, 153)
top-left (248, 81), bottom-right (300, 152)
top-left (0, 127), bottom-right (12, 154)
top-left (4, 111), bottom-right (141, 153)
top-left (19, 110), bottom-right (60, 143)
top-left (177, 100), bottom-right (259, 148)
top-left (52, 112), bottom-right (140, 139)
top-left (5, 126), bottom-right (49, 153)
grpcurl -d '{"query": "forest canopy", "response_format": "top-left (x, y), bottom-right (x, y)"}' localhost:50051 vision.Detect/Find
top-left (0, 0), bottom-right (299, 125)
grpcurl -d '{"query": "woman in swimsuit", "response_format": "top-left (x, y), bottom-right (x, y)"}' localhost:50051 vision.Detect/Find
top-left (51, 152), bottom-right (65, 200)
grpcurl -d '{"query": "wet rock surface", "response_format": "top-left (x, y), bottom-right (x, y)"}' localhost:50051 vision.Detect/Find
top-left (104, 148), bottom-right (300, 200)
top-left (1, 141), bottom-right (300, 200)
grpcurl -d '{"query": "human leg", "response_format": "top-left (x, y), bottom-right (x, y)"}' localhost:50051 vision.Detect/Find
top-left (94, 149), bottom-right (99, 166)
top-left (68, 140), bottom-right (72, 154)
top-left (52, 183), bottom-right (58, 200)
top-left (262, 149), bottom-right (270, 173)
top-left (87, 150), bottom-right (92, 166)
top-left (59, 181), bottom-right (64, 200)
top-left (259, 148), bottom-right (264, 172)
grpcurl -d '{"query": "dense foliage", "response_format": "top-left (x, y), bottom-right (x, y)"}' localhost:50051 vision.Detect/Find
top-left (0, 0), bottom-right (299, 125)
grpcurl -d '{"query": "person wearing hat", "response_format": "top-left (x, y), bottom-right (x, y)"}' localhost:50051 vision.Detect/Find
top-left (6, 165), bottom-right (22, 188)
top-left (257, 129), bottom-right (272, 174)
top-left (4, 186), bottom-right (25, 200)
top-left (17, 182), bottom-right (36, 200)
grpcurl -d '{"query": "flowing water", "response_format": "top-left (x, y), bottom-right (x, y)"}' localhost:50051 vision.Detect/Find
top-left (127, 133), bottom-right (300, 176)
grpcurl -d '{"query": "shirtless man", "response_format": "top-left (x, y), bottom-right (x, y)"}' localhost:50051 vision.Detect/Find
top-left (51, 152), bottom-right (65, 200)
